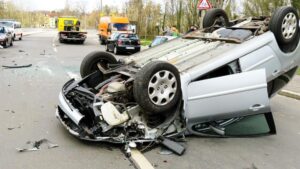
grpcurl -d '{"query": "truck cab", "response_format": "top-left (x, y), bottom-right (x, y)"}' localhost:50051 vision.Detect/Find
top-left (98, 16), bottom-right (136, 44)
top-left (57, 16), bottom-right (87, 44)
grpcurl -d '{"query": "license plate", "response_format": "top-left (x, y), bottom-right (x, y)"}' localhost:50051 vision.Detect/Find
top-left (126, 47), bottom-right (135, 50)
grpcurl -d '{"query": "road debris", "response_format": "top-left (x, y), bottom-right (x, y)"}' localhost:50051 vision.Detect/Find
top-left (18, 49), bottom-right (25, 52)
top-left (8, 125), bottom-right (21, 130)
top-left (16, 139), bottom-right (58, 152)
top-left (2, 64), bottom-right (32, 69)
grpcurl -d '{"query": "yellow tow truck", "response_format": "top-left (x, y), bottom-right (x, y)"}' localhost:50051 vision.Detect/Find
top-left (57, 16), bottom-right (87, 44)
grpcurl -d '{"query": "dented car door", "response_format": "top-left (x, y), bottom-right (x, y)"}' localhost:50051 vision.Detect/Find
top-left (186, 69), bottom-right (271, 135)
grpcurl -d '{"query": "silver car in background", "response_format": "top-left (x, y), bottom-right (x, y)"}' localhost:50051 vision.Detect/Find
top-left (56, 6), bottom-right (300, 154)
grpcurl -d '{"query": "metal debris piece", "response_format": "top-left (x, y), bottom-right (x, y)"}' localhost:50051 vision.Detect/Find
top-left (2, 64), bottom-right (32, 69)
top-left (8, 125), bottom-right (21, 130)
top-left (159, 147), bottom-right (173, 155)
top-left (18, 50), bottom-right (25, 52)
top-left (16, 139), bottom-right (58, 152)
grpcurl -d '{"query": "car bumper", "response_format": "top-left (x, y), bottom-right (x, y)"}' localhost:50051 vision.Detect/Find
top-left (117, 46), bottom-right (141, 53)
top-left (56, 80), bottom-right (126, 143)
top-left (61, 37), bottom-right (86, 41)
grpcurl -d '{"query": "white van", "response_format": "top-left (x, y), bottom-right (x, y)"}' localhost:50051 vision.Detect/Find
top-left (0, 20), bottom-right (23, 40)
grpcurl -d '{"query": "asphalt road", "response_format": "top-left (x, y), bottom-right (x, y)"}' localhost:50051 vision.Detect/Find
top-left (0, 29), bottom-right (300, 169)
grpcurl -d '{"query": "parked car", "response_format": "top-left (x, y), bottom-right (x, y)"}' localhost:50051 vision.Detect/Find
top-left (0, 26), bottom-right (13, 48)
top-left (149, 36), bottom-right (176, 47)
top-left (106, 33), bottom-right (141, 55)
top-left (56, 7), bottom-right (300, 154)
top-left (0, 20), bottom-right (23, 41)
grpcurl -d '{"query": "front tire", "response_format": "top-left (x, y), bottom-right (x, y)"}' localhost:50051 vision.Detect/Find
top-left (133, 61), bottom-right (181, 115)
top-left (80, 51), bottom-right (118, 78)
top-left (3, 40), bottom-right (7, 48)
top-left (269, 6), bottom-right (299, 53)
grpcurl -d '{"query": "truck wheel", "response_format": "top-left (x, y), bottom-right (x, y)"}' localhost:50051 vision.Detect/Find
top-left (203, 8), bottom-right (229, 28)
top-left (269, 6), bottom-right (299, 53)
top-left (133, 61), bottom-right (181, 115)
top-left (80, 51), bottom-right (118, 78)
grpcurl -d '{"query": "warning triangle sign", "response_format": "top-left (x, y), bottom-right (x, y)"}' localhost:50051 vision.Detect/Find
top-left (197, 0), bottom-right (212, 10)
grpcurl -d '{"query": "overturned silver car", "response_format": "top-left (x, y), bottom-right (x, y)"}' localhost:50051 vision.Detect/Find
top-left (56, 7), bottom-right (300, 154)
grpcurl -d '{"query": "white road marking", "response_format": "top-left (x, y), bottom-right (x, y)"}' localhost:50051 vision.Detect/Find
top-left (130, 149), bottom-right (154, 169)
top-left (52, 34), bottom-right (58, 53)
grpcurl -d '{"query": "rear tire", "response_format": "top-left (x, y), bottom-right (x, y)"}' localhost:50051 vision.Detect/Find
top-left (19, 34), bottom-right (22, 40)
top-left (114, 46), bottom-right (119, 55)
top-left (80, 51), bottom-right (118, 78)
top-left (269, 6), bottom-right (299, 53)
top-left (203, 8), bottom-right (230, 28)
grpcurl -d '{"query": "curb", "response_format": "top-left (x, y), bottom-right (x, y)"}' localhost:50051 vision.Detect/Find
top-left (279, 90), bottom-right (300, 100)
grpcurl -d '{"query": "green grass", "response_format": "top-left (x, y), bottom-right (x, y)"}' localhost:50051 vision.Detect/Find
top-left (297, 68), bottom-right (300, 75)
top-left (140, 39), bottom-right (152, 46)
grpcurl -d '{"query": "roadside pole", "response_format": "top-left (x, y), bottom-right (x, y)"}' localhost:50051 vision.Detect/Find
top-left (197, 0), bottom-right (213, 29)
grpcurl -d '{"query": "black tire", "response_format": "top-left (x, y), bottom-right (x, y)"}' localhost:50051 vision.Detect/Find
top-left (100, 36), bottom-right (106, 45)
top-left (269, 6), bottom-right (299, 53)
top-left (19, 34), bottom-right (22, 40)
top-left (203, 8), bottom-right (230, 28)
top-left (105, 45), bottom-right (109, 52)
top-left (80, 51), bottom-right (118, 78)
top-left (3, 40), bottom-right (7, 48)
top-left (133, 61), bottom-right (181, 115)
top-left (114, 46), bottom-right (119, 55)
top-left (10, 40), bottom-right (13, 46)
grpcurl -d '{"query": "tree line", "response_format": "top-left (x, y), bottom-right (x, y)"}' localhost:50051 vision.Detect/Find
top-left (0, 0), bottom-right (300, 39)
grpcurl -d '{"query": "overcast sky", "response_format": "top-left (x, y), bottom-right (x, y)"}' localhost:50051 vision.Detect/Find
top-left (10, 0), bottom-right (163, 11)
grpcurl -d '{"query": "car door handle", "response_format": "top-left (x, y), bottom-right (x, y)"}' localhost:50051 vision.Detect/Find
top-left (249, 104), bottom-right (265, 111)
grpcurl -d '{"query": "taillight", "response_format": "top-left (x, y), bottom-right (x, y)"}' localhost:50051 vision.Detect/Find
top-left (118, 40), bottom-right (122, 45)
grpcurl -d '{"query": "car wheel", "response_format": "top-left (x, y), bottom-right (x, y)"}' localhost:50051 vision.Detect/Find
top-left (269, 6), bottom-right (299, 53)
top-left (3, 40), bottom-right (7, 48)
top-left (80, 51), bottom-right (118, 78)
top-left (203, 8), bottom-right (230, 28)
top-left (10, 40), bottom-right (13, 46)
top-left (105, 45), bottom-right (109, 52)
top-left (19, 34), bottom-right (22, 40)
top-left (114, 46), bottom-right (119, 55)
top-left (133, 61), bottom-right (181, 115)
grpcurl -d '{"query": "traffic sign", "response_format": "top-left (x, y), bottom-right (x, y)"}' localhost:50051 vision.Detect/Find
top-left (197, 0), bottom-right (212, 10)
